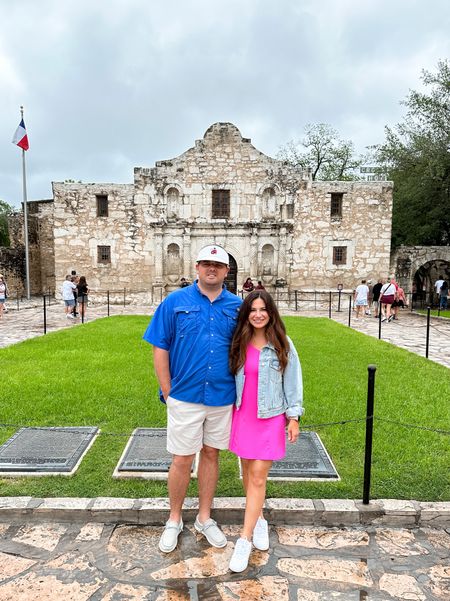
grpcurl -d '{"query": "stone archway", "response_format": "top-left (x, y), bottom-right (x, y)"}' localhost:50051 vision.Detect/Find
top-left (224, 253), bottom-right (238, 295)
top-left (391, 245), bottom-right (450, 306)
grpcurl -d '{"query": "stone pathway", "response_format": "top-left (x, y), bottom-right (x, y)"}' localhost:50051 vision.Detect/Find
top-left (0, 519), bottom-right (448, 600)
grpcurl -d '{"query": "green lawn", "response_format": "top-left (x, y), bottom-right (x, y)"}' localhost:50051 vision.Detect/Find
top-left (416, 309), bottom-right (450, 318)
top-left (1, 315), bottom-right (449, 501)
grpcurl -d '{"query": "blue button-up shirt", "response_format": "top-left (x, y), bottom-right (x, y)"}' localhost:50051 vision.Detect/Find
top-left (143, 282), bottom-right (242, 406)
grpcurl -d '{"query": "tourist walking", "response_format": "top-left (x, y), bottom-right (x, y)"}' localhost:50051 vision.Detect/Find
top-left (0, 274), bottom-right (8, 320)
top-left (77, 276), bottom-right (89, 320)
top-left (61, 275), bottom-right (77, 319)
top-left (380, 277), bottom-right (397, 322)
top-left (354, 279), bottom-right (369, 318)
top-left (143, 245), bottom-right (242, 553)
top-left (439, 280), bottom-right (449, 310)
top-left (228, 290), bottom-right (303, 572)
top-left (372, 279), bottom-right (383, 318)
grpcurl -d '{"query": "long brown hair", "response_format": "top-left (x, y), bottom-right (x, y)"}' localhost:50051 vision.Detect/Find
top-left (229, 290), bottom-right (290, 374)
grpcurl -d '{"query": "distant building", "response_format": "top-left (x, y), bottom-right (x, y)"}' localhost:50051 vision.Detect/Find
top-left (4, 123), bottom-right (394, 302)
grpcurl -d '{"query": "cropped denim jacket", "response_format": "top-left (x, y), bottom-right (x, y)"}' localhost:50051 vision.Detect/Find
top-left (235, 337), bottom-right (304, 419)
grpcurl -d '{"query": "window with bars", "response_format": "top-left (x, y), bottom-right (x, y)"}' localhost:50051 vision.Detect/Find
top-left (330, 193), bottom-right (343, 218)
top-left (97, 245), bottom-right (111, 264)
top-left (212, 190), bottom-right (230, 218)
top-left (333, 246), bottom-right (347, 265)
top-left (96, 194), bottom-right (109, 217)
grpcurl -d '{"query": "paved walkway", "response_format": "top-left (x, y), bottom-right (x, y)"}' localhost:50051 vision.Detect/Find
top-left (0, 515), bottom-right (449, 599)
top-left (1, 300), bottom-right (449, 369)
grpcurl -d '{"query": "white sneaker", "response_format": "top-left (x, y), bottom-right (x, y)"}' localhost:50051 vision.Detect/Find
top-left (194, 516), bottom-right (227, 548)
top-left (229, 537), bottom-right (252, 572)
top-left (252, 517), bottom-right (269, 551)
top-left (66, 314), bottom-right (75, 319)
top-left (159, 519), bottom-right (183, 553)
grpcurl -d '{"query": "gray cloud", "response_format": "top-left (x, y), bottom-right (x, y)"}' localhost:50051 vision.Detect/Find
top-left (1, 0), bottom-right (449, 207)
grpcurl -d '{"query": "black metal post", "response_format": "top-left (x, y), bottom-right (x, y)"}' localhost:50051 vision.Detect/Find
top-left (348, 294), bottom-right (352, 327)
top-left (43, 294), bottom-right (47, 335)
top-left (107, 290), bottom-right (110, 317)
top-left (426, 306), bottom-right (431, 358)
top-left (328, 291), bottom-right (332, 318)
top-left (80, 293), bottom-right (85, 324)
top-left (363, 365), bottom-right (376, 505)
top-left (295, 289), bottom-right (298, 312)
top-left (337, 289), bottom-right (342, 312)
top-left (378, 306), bottom-right (382, 339)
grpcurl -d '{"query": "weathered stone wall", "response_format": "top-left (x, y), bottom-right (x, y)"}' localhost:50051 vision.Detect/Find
top-left (0, 247), bottom-right (25, 297)
top-left (42, 123), bottom-right (394, 301)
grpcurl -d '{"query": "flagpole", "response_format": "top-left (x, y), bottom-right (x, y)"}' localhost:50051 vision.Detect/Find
top-left (20, 105), bottom-right (31, 300)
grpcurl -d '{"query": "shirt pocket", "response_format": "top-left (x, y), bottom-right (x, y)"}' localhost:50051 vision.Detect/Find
top-left (222, 308), bottom-right (239, 338)
top-left (174, 305), bottom-right (200, 336)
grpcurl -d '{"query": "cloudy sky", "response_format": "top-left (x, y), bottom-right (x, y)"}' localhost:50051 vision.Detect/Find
top-left (2, 0), bottom-right (449, 208)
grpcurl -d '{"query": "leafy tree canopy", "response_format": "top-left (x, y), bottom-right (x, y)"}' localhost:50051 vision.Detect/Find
top-left (0, 199), bottom-right (14, 247)
top-left (278, 123), bottom-right (364, 181)
top-left (375, 59), bottom-right (450, 247)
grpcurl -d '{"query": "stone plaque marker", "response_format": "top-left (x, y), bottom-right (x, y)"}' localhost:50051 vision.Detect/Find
top-left (267, 432), bottom-right (339, 481)
top-left (0, 427), bottom-right (98, 476)
top-left (114, 428), bottom-right (197, 480)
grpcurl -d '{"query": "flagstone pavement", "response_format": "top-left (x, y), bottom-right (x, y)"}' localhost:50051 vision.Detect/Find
top-left (0, 517), bottom-right (449, 600)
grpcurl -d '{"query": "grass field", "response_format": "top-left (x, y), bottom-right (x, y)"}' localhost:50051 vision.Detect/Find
top-left (1, 315), bottom-right (449, 501)
top-left (415, 308), bottom-right (450, 318)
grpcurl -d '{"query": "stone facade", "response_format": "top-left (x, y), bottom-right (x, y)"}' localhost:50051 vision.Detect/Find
top-left (5, 123), bottom-right (394, 303)
top-left (51, 123), bottom-right (393, 301)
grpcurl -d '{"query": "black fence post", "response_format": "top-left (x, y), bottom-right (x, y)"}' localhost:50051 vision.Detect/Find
top-left (337, 289), bottom-right (342, 312)
top-left (348, 294), bottom-right (352, 327)
top-left (295, 289), bottom-right (298, 312)
top-left (43, 294), bottom-right (47, 335)
top-left (107, 290), bottom-right (110, 317)
top-left (80, 293), bottom-right (85, 324)
top-left (363, 365), bottom-right (377, 505)
top-left (328, 291), bottom-right (332, 318)
top-left (378, 306), bottom-right (382, 339)
top-left (426, 306), bottom-right (431, 358)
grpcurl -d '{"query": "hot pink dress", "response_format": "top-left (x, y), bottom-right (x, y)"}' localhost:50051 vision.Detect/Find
top-left (229, 344), bottom-right (286, 460)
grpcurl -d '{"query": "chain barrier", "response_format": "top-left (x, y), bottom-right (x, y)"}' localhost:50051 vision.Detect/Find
top-left (1, 415), bottom-right (448, 436)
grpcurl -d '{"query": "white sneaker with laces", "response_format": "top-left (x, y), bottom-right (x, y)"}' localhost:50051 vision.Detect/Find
top-left (229, 537), bottom-right (252, 572)
top-left (252, 517), bottom-right (269, 550)
top-left (159, 519), bottom-right (183, 553)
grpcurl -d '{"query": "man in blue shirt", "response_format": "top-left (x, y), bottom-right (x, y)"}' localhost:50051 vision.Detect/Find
top-left (143, 244), bottom-right (242, 553)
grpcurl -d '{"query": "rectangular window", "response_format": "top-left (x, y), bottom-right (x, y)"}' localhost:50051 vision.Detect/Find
top-left (97, 245), bottom-right (111, 264)
top-left (330, 193), bottom-right (343, 218)
top-left (333, 246), bottom-right (347, 265)
top-left (286, 204), bottom-right (294, 219)
top-left (96, 194), bottom-right (109, 217)
top-left (212, 190), bottom-right (230, 218)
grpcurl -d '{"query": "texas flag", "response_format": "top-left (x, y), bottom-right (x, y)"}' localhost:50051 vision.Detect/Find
top-left (12, 118), bottom-right (29, 151)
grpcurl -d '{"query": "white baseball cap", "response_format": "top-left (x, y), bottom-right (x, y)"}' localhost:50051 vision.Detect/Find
top-left (196, 245), bottom-right (229, 265)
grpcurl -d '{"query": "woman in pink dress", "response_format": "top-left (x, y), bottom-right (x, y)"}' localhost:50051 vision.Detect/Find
top-left (228, 290), bottom-right (303, 572)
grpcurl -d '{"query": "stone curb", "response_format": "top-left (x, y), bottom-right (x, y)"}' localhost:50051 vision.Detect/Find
top-left (0, 497), bottom-right (448, 528)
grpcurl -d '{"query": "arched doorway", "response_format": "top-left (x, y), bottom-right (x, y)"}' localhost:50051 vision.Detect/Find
top-left (412, 260), bottom-right (450, 307)
top-left (224, 254), bottom-right (238, 294)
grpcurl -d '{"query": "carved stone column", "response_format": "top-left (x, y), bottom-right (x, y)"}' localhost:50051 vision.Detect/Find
top-left (183, 226), bottom-right (191, 279)
top-left (250, 227), bottom-right (258, 279)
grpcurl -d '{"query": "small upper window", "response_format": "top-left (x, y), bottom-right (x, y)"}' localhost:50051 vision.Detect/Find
top-left (96, 194), bottom-right (108, 217)
top-left (333, 246), bottom-right (347, 265)
top-left (330, 193), bottom-right (343, 219)
top-left (97, 245), bottom-right (111, 264)
top-left (212, 190), bottom-right (230, 218)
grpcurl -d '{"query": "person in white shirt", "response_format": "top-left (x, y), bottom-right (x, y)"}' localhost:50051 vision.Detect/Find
top-left (354, 279), bottom-right (370, 318)
top-left (61, 275), bottom-right (77, 319)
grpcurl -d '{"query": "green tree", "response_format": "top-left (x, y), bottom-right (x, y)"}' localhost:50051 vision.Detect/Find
top-left (376, 59), bottom-right (450, 247)
top-left (0, 200), bottom-right (14, 247)
top-left (278, 123), bottom-right (363, 180)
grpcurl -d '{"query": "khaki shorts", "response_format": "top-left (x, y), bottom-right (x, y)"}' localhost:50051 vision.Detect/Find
top-left (166, 396), bottom-right (233, 456)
